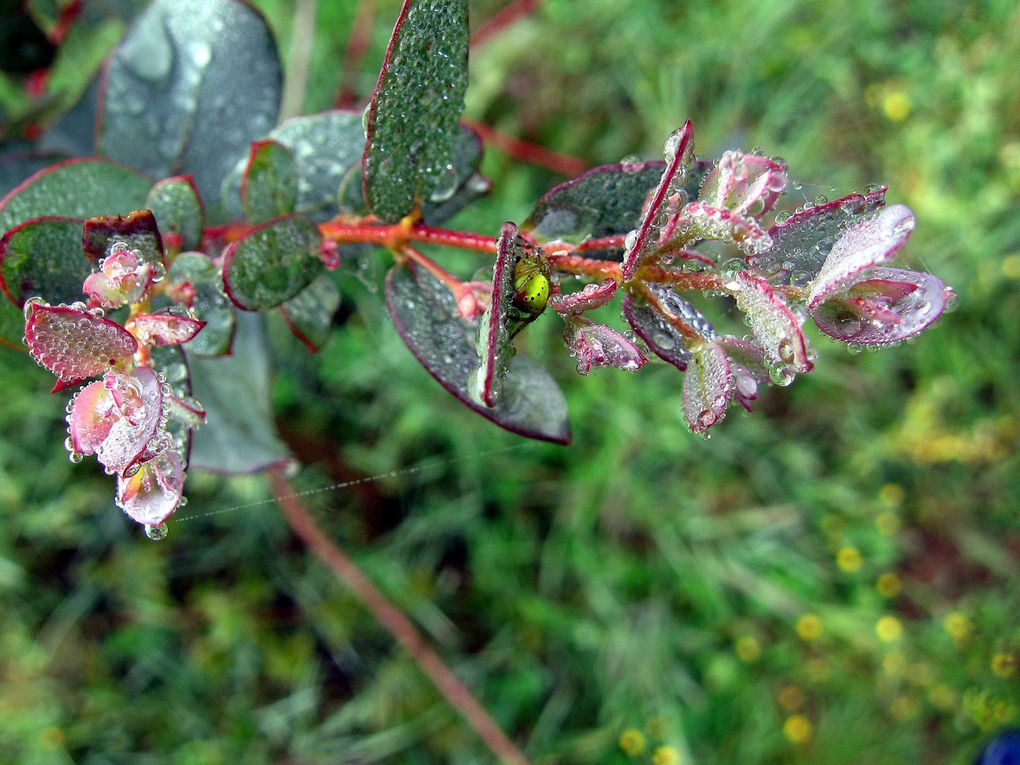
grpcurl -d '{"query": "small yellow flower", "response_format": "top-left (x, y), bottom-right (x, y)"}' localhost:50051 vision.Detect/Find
top-left (943, 612), bottom-right (971, 641)
top-left (782, 714), bottom-right (813, 744)
top-left (836, 546), bottom-right (862, 573)
top-left (882, 90), bottom-right (911, 121)
top-left (991, 653), bottom-right (1017, 679)
top-left (876, 615), bottom-right (904, 643)
top-left (618, 728), bottom-right (647, 757)
top-left (777, 684), bottom-right (805, 712)
top-left (875, 511), bottom-right (901, 536)
top-left (735, 635), bottom-right (761, 663)
top-left (651, 745), bottom-right (682, 765)
top-left (876, 572), bottom-right (902, 598)
top-left (796, 614), bottom-right (823, 642)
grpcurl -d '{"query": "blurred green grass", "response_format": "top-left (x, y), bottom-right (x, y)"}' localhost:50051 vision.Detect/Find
top-left (1, 0), bottom-right (1019, 763)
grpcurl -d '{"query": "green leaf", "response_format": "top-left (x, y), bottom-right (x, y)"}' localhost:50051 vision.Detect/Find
top-left (386, 262), bottom-right (570, 445)
top-left (168, 252), bottom-right (235, 357)
top-left (187, 313), bottom-right (289, 474)
top-left (146, 176), bottom-right (204, 251)
top-left (82, 209), bottom-right (165, 268)
top-left (362, 0), bottom-right (470, 222)
top-left (0, 157), bottom-right (150, 238)
top-left (242, 140), bottom-right (298, 223)
top-left (279, 273), bottom-right (340, 353)
top-left (98, 0), bottom-right (282, 207)
top-left (0, 217), bottom-right (90, 307)
top-left (222, 215), bottom-right (324, 311)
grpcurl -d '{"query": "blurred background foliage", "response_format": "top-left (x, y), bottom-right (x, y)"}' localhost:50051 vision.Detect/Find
top-left (1, 0), bottom-right (1018, 763)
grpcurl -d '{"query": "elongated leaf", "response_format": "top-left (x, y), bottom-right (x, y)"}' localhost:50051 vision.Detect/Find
top-left (563, 317), bottom-right (646, 375)
top-left (0, 157), bottom-right (150, 237)
top-left (548, 279), bottom-right (618, 315)
top-left (733, 271), bottom-right (812, 380)
top-left (242, 140), bottom-right (297, 223)
top-left (473, 221), bottom-right (521, 408)
top-left (622, 293), bottom-right (693, 372)
top-left (187, 312), bottom-right (289, 474)
top-left (146, 176), bottom-right (204, 251)
top-left (362, 0), bottom-right (470, 222)
top-left (222, 215), bottom-right (324, 310)
top-left (386, 263), bottom-right (570, 444)
top-left (280, 273), bottom-right (341, 353)
top-left (0, 217), bottom-right (90, 307)
top-left (98, 0), bottom-right (282, 206)
top-left (682, 342), bottom-right (733, 434)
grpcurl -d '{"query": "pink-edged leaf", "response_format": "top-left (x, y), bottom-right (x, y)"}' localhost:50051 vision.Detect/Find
top-left (116, 450), bottom-right (185, 526)
top-left (82, 210), bottom-right (166, 269)
top-left (621, 292), bottom-right (693, 372)
top-left (677, 201), bottom-right (771, 256)
top-left (642, 282), bottom-right (717, 340)
top-left (549, 279), bottom-right (618, 315)
top-left (807, 204), bottom-right (915, 309)
top-left (810, 266), bottom-right (951, 346)
top-left (25, 303), bottom-right (138, 386)
top-left (621, 121), bottom-right (695, 280)
top-left (699, 151), bottom-right (787, 218)
top-left (279, 272), bottom-right (340, 353)
top-left (168, 394), bottom-right (206, 428)
top-left (68, 366), bottom-right (165, 475)
top-left (751, 186), bottom-right (888, 281)
top-left (716, 337), bottom-right (768, 412)
top-left (0, 216), bottom-right (92, 308)
top-left (682, 341), bottom-right (734, 434)
top-left (146, 175), bottom-right (205, 252)
top-left (733, 271), bottom-right (812, 379)
top-left (82, 242), bottom-right (156, 308)
top-left (564, 316), bottom-right (646, 375)
top-left (129, 313), bottom-right (206, 346)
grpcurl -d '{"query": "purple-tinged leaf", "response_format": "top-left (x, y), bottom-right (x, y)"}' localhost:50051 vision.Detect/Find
top-left (0, 216), bottom-right (91, 307)
top-left (82, 210), bottom-right (165, 269)
top-left (187, 313), bottom-right (290, 473)
top-left (676, 201), bottom-right (771, 256)
top-left (82, 241), bottom-right (156, 308)
top-left (362, 0), bottom-right (469, 222)
top-left (549, 279), bottom-right (618, 315)
top-left (750, 186), bottom-right (888, 281)
top-left (810, 266), bottom-right (951, 346)
top-left (116, 450), bottom-right (185, 526)
top-left (241, 140), bottom-right (298, 224)
top-left (621, 121), bottom-right (695, 280)
top-left (642, 282), bottom-right (717, 341)
top-left (0, 157), bottom-right (151, 238)
top-left (564, 316), bottom-right (646, 375)
top-left (621, 293), bottom-right (692, 372)
top-left (807, 204), bottom-right (914, 309)
top-left (698, 151), bottom-right (787, 218)
top-left (168, 252), bottom-right (235, 357)
top-left (682, 342), bottom-right (734, 434)
top-left (221, 215), bottom-right (324, 311)
top-left (716, 337), bottom-right (768, 412)
top-left (25, 302), bottom-right (138, 389)
top-left (732, 271), bottom-right (812, 382)
top-left (98, 0), bottom-right (282, 207)
top-left (279, 273), bottom-right (341, 353)
top-left (129, 313), bottom-right (206, 346)
top-left (68, 366), bottom-right (165, 476)
top-left (146, 176), bottom-right (204, 251)
top-left (386, 262), bottom-right (570, 444)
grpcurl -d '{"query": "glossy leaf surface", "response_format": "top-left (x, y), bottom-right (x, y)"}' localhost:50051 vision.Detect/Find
top-left (146, 176), bottom-right (204, 251)
top-left (25, 303), bottom-right (138, 387)
top-left (280, 273), bottom-right (340, 353)
top-left (241, 140), bottom-right (297, 223)
top-left (0, 216), bottom-right (90, 307)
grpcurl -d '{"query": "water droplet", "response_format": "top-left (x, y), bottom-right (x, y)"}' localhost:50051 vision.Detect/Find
top-left (186, 40), bottom-right (212, 68)
top-left (814, 194), bottom-right (829, 205)
top-left (23, 296), bottom-right (47, 320)
top-left (68, 450), bottom-right (83, 464)
top-left (144, 523), bottom-right (168, 541)
top-left (429, 163), bottom-right (459, 202)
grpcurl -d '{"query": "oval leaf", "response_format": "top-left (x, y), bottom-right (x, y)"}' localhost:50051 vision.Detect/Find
top-left (564, 317), bottom-right (646, 375)
top-left (732, 271), bottom-right (812, 379)
top-left (129, 313), bottom-right (206, 346)
top-left (146, 176), bottom-right (205, 251)
top-left (0, 216), bottom-right (91, 307)
top-left (621, 292), bottom-right (693, 372)
top-left (682, 342), bottom-right (734, 434)
top-left (82, 209), bottom-right (165, 268)
top-left (279, 272), bottom-right (341, 353)
top-left (241, 140), bottom-right (298, 223)
top-left (116, 450), bottom-right (185, 526)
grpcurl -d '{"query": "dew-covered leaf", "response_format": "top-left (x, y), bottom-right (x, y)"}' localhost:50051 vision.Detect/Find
top-left (82, 209), bottom-right (165, 268)
top-left (188, 312), bottom-right (289, 473)
top-left (732, 271), bottom-right (812, 381)
top-left (811, 266), bottom-right (951, 346)
top-left (221, 215), bottom-right (324, 311)
top-left (168, 252), bottom-right (235, 356)
top-left (129, 313), bottom-right (206, 346)
top-left (564, 316), bottom-right (646, 375)
top-left (621, 122), bottom-right (696, 280)
top-left (386, 262), bottom-right (570, 444)
top-left (242, 140), bottom-right (297, 223)
top-left (0, 157), bottom-right (151, 237)
top-left (807, 204), bottom-right (914, 309)
top-left (472, 222), bottom-right (549, 407)
top-left (0, 216), bottom-right (91, 307)
top-left (642, 282), bottom-right (717, 341)
top-left (116, 450), bottom-right (185, 526)
top-left (698, 151), bottom-right (787, 219)
top-left (621, 292), bottom-right (692, 372)
top-left (25, 302), bottom-right (138, 388)
top-left (83, 241), bottom-right (156, 308)
top-left (676, 201), bottom-right (771, 257)
top-left (146, 175), bottom-right (204, 251)
top-left (716, 336), bottom-right (768, 411)
top-left (548, 278), bottom-right (618, 315)
top-left (279, 273), bottom-right (340, 353)
top-left (750, 186), bottom-right (887, 282)
top-left (681, 341), bottom-right (733, 434)
top-left (98, 0), bottom-right (282, 207)
top-left (362, 0), bottom-right (470, 222)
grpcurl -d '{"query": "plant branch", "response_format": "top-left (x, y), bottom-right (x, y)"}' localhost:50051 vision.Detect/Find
top-left (463, 118), bottom-right (586, 177)
top-left (336, 0), bottom-right (378, 108)
top-left (280, 0), bottom-right (318, 120)
top-left (470, 0), bottom-right (543, 48)
top-left (269, 470), bottom-right (534, 765)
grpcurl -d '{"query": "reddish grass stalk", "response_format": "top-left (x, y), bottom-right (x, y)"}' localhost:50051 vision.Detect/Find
top-left (470, 0), bottom-right (542, 48)
top-left (270, 470), bottom-right (534, 765)
top-left (336, 0), bottom-right (378, 108)
top-left (463, 118), bottom-right (586, 177)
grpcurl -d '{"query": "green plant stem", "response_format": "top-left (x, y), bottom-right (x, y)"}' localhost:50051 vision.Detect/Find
top-left (269, 470), bottom-right (534, 765)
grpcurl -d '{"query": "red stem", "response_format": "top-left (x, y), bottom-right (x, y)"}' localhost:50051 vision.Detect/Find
top-left (470, 0), bottom-right (543, 48)
top-left (336, 0), bottom-right (378, 108)
top-left (463, 118), bottom-right (586, 177)
top-left (401, 244), bottom-right (463, 291)
top-left (269, 471), bottom-right (534, 765)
